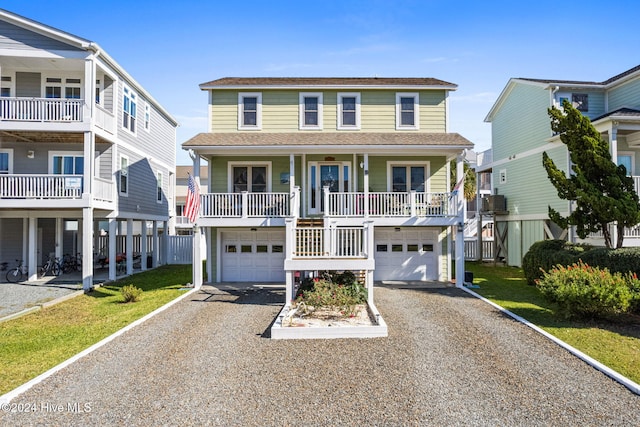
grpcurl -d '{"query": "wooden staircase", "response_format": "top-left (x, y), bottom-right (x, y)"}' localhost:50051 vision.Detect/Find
top-left (296, 218), bottom-right (324, 228)
top-left (295, 218), bottom-right (324, 257)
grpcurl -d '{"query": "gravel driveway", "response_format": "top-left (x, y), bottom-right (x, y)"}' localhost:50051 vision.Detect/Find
top-left (1, 284), bottom-right (638, 426)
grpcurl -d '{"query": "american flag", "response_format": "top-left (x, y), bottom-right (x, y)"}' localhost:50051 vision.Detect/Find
top-left (184, 173), bottom-right (200, 223)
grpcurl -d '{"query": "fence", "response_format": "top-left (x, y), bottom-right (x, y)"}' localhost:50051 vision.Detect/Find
top-left (464, 239), bottom-right (494, 261)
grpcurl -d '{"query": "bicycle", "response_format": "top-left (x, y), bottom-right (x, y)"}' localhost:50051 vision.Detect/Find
top-left (6, 259), bottom-right (28, 283)
top-left (60, 253), bottom-right (82, 273)
top-left (38, 255), bottom-right (61, 278)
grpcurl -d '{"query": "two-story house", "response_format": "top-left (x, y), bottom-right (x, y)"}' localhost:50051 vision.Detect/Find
top-left (485, 65), bottom-right (640, 266)
top-left (183, 77), bottom-right (473, 303)
top-left (0, 9), bottom-right (178, 290)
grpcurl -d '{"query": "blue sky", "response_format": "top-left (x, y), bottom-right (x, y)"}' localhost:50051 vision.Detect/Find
top-left (4, 0), bottom-right (640, 164)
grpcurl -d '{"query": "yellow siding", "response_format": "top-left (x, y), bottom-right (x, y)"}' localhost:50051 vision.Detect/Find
top-left (209, 89), bottom-right (448, 133)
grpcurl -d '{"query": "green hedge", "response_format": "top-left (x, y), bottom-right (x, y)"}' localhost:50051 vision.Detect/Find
top-left (523, 239), bottom-right (640, 286)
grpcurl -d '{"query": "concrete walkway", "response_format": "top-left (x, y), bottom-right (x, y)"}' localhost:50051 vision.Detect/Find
top-left (0, 283), bottom-right (638, 426)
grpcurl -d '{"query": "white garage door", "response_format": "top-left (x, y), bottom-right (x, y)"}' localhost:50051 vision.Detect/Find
top-left (221, 230), bottom-right (286, 282)
top-left (374, 229), bottom-right (439, 281)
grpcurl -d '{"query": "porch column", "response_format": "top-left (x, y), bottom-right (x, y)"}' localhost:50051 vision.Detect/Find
top-left (162, 220), bottom-right (168, 265)
top-left (28, 217), bottom-right (37, 281)
top-left (82, 207), bottom-right (94, 292)
top-left (205, 226), bottom-right (213, 282)
top-left (610, 124), bottom-right (619, 247)
top-left (108, 219), bottom-right (116, 280)
top-left (126, 219), bottom-right (133, 274)
top-left (141, 220), bottom-right (148, 271)
top-left (476, 170), bottom-right (482, 261)
top-left (82, 132), bottom-right (94, 198)
top-left (301, 154), bottom-right (307, 217)
top-left (289, 154), bottom-right (295, 194)
top-left (152, 221), bottom-right (159, 267)
top-left (193, 226), bottom-right (203, 288)
top-left (456, 154), bottom-right (465, 287)
top-left (55, 218), bottom-right (63, 259)
top-left (84, 57), bottom-right (95, 124)
top-left (363, 153), bottom-right (369, 217)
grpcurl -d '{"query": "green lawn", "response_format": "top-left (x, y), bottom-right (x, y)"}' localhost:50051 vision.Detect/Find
top-left (466, 262), bottom-right (640, 384)
top-left (0, 265), bottom-right (192, 395)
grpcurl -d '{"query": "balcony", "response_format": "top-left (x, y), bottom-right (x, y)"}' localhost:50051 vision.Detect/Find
top-left (0, 97), bottom-right (84, 122)
top-left (201, 192), bottom-right (292, 218)
top-left (0, 174), bottom-right (114, 205)
top-left (326, 191), bottom-right (459, 218)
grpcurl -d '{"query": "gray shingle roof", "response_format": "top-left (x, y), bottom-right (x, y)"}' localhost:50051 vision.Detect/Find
top-left (200, 77), bottom-right (457, 89)
top-left (182, 132), bottom-right (473, 148)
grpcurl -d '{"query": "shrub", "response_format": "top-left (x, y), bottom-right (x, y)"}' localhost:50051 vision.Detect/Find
top-left (522, 240), bottom-right (589, 285)
top-left (294, 272), bottom-right (367, 317)
top-left (536, 261), bottom-right (637, 319)
top-left (579, 247), bottom-right (640, 278)
top-left (121, 284), bottom-right (143, 303)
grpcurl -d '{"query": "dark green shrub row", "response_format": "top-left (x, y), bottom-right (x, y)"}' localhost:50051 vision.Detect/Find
top-left (522, 240), bottom-right (591, 285)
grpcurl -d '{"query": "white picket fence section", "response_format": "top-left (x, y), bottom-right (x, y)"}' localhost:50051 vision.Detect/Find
top-left (95, 234), bottom-right (196, 265)
top-left (167, 235), bottom-right (194, 264)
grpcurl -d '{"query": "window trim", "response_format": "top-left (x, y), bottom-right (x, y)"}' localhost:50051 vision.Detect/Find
top-left (337, 92), bottom-right (361, 130)
top-left (227, 161), bottom-right (272, 193)
top-left (119, 155), bottom-right (129, 196)
top-left (122, 84), bottom-right (137, 134)
top-left (395, 92), bottom-right (419, 130)
top-left (48, 151), bottom-right (84, 175)
top-left (1, 76), bottom-right (13, 97)
top-left (386, 161), bottom-right (430, 193)
top-left (156, 171), bottom-right (163, 203)
top-left (144, 103), bottom-right (151, 132)
top-left (299, 92), bottom-right (323, 130)
top-left (238, 92), bottom-right (262, 130)
top-left (0, 148), bottom-right (13, 174)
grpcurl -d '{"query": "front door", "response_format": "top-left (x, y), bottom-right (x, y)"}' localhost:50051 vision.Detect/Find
top-left (308, 163), bottom-right (349, 214)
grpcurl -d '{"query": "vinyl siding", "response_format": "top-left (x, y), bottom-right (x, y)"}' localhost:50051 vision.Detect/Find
top-left (116, 81), bottom-right (175, 167)
top-left (209, 156), bottom-right (297, 193)
top-left (608, 76), bottom-right (640, 111)
top-left (582, 91), bottom-right (606, 120)
top-left (0, 20), bottom-right (83, 52)
top-left (494, 145), bottom-right (568, 216)
top-left (492, 82), bottom-right (551, 161)
top-left (0, 218), bottom-right (23, 263)
top-left (117, 147), bottom-right (170, 217)
top-left (209, 89), bottom-right (447, 133)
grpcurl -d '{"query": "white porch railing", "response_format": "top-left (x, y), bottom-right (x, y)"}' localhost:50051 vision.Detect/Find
top-left (293, 226), bottom-right (367, 258)
top-left (200, 191), bottom-right (290, 218)
top-left (0, 174), bottom-right (83, 199)
top-left (0, 97), bottom-right (84, 122)
top-left (326, 191), bottom-right (457, 217)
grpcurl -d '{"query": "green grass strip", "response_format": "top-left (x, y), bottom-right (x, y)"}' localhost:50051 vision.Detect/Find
top-left (0, 265), bottom-right (191, 395)
top-left (466, 262), bottom-right (640, 384)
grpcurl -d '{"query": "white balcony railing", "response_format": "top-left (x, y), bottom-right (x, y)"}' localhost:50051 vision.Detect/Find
top-left (94, 103), bottom-right (116, 134)
top-left (0, 174), bottom-right (83, 199)
top-left (0, 97), bottom-right (84, 122)
top-left (200, 192), bottom-right (290, 218)
top-left (93, 177), bottom-right (114, 202)
top-left (326, 191), bottom-right (457, 217)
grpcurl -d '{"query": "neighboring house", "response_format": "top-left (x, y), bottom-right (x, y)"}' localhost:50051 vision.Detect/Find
top-left (0, 9), bottom-right (178, 290)
top-left (485, 64), bottom-right (640, 266)
top-left (182, 77), bottom-right (473, 301)
top-left (172, 165), bottom-right (208, 235)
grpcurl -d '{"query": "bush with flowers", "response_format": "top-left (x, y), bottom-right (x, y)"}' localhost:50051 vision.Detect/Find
top-left (294, 271), bottom-right (367, 318)
top-left (536, 260), bottom-right (639, 319)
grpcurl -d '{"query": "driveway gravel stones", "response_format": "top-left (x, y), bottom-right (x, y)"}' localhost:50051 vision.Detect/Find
top-left (1, 284), bottom-right (638, 426)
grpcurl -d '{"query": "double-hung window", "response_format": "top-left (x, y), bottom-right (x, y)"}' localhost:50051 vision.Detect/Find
top-left (123, 86), bottom-right (137, 133)
top-left (238, 92), bottom-right (262, 130)
top-left (337, 93), bottom-right (360, 129)
top-left (1, 76), bottom-right (12, 97)
top-left (144, 103), bottom-right (151, 132)
top-left (299, 92), bottom-right (323, 129)
top-left (396, 92), bottom-right (419, 130)
top-left (156, 171), bottom-right (163, 202)
top-left (120, 156), bottom-right (129, 195)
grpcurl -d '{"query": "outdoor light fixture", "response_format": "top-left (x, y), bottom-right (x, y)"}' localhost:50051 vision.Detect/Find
top-left (27, 150), bottom-right (35, 159)
top-left (457, 222), bottom-right (464, 232)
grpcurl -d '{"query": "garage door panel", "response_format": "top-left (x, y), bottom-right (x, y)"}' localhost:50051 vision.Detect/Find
top-left (221, 231), bottom-right (285, 282)
top-left (374, 229), bottom-right (438, 281)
